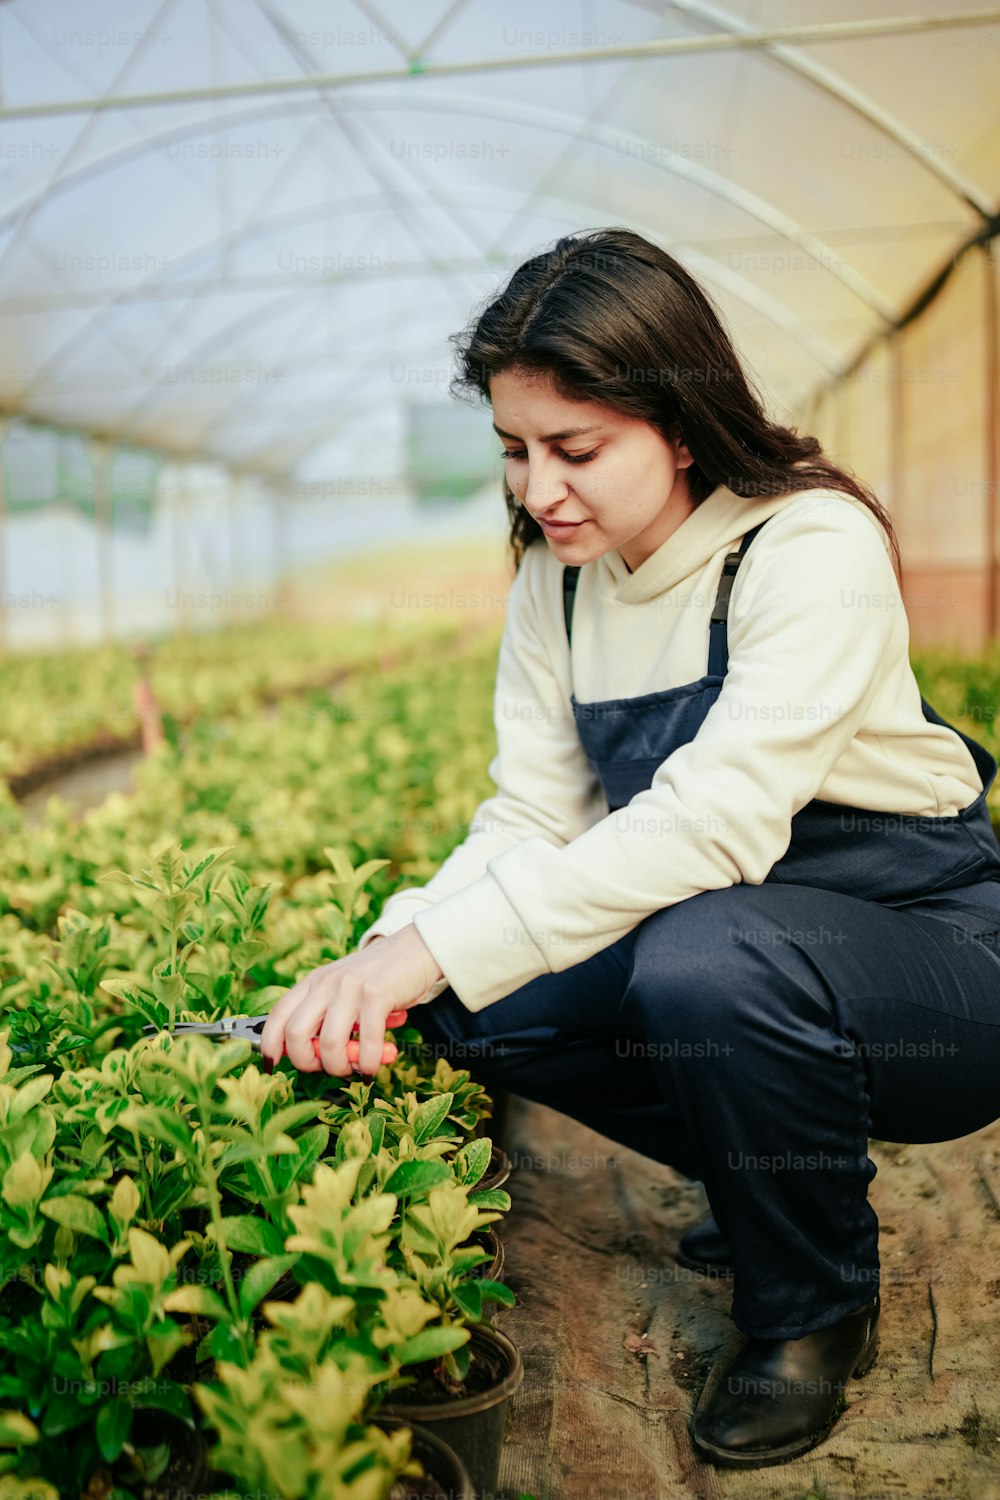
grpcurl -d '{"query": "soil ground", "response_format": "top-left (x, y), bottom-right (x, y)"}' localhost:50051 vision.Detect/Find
top-left (490, 1094), bottom-right (1000, 1500)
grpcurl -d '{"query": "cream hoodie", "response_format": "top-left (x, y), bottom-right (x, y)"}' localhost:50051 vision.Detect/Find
top-left (357, 483), bottom-right (985, 1014)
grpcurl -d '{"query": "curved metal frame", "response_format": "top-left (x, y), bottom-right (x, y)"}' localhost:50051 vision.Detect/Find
top-left (0, 2), bottom-right (995, 470)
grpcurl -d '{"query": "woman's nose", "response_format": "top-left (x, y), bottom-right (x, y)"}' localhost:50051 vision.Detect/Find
top-left (524, 460), bottom-right (570, 514)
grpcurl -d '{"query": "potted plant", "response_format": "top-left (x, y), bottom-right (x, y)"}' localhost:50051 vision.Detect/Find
top-left (373, 1181), bottom-right (521, 1498)
top-left (193, 1279), bottom-right (474, 1500)
top-left (376, 1415), bottom-right (474, 1500)
top-left (374, 1324), bottom-right (522, 1500)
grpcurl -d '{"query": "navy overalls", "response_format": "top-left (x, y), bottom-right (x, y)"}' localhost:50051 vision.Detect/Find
top-left (412, 519), bottom-right (1000, 1340)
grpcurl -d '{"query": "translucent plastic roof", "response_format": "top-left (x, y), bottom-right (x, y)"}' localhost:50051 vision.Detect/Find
top-left (1, 0), bottom-right (999, 486)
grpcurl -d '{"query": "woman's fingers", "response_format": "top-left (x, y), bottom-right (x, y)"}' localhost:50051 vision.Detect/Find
top-left (258, 970), bottom-right (323, 1066)
top-left (345, 1037), bottom-right (399, 1070)
top-left (316, 983), bottom-right (367, 1077)
top-left (283, 981), bottom-right (343, 1072)
top-left (259, 961), bottom-right (413, 1076)
top-left (356, 1000), bottom-right (390, 1078)
top-left (260, 985), bottom-right (409, 1068)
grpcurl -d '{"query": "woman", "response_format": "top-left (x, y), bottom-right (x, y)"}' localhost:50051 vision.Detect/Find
top-left (261, 227), bottom-right (1000, 1471)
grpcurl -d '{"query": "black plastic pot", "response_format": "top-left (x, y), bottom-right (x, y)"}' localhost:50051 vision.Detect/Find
top-left (120, 1410), bottom-right (212, 1500)
top-left (473, 1087), bottom-right (511, 1148)
top-left (378, 1323), bottom-right (522, 1500)
top-left (470, 1226), bottom-right (504, 1285)
top-left (376, 1414), bottom-right (475, 1500)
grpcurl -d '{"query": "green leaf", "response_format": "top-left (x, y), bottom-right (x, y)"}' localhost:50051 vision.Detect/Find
top-left (0, 1411), bottom-right (40, 1445)
top-left (468, 1188), bottom-right (511, 1212)
top-left (99, 978), bottom-right (156, 1006)
top-left (397, 1325), bottom-right (470, 1366)
top-left (38, 1390), bottom-right (89, 1438)
top-left (323, 847), bottom-right (356, 885)
top-left (384, 1160), bottom-right (452, 1198)
top-left (217, 1138), bottom-right (296, 1169)
top-left (238, 1254), bottom-right (299, 1318)
top-left (95, 1398), bottom-right (132, 1462)
top-left (129, 1107), bottom-right (194, 1157)
top-left (288, 1123), bottom-right (328, 1173)
top-left (95, 1096), bottom-right (132, 1133)
top-left (266, 1102), bottom-right (323, 1138)
top-left (157, 848), bottom-right (186, 891)
top-left (450, 1246), bottom-right (491, 1274)
top-left (231, 940), bottom-right (266, 970)
top-left (211, 1216), bottom-right (284, 1257)
top-left (411, 1093), bottom-right (453, 1146)
top-left (208, 1320), bottom-right (246, 1365)
top-left (451, 1281), bottom-right (483, 1321)
top-left (151, 962), bottom-right (185, 1010)
top-left (40, 1194), bottom-right (108, 1243)
top-left (162, 1285), bottom-right (230, 1321)
top-left (476, 1280), bottom-right (517, 1307)
top-left (183, 848), bottom-right (236, 889)
top-left (245, 985), bottom-right (289, 1012)
top-left (454, 1138), bottom-right (491, 1187)
top-left (367, 1113), bottom-right (386, 1155)
top-left (127, 1376), bottom-right (194, 1426)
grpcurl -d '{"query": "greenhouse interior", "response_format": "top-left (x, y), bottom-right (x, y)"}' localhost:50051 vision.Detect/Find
top-left (1, 2), bottom-right (1000, 1498)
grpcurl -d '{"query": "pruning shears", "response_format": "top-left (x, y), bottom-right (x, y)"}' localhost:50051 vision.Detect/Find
top-left (142, 1011), bottom-right (406, 1073)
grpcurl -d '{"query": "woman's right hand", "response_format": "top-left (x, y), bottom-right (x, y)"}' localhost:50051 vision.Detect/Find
top-left (259, 926), bottom-right (443, 1076)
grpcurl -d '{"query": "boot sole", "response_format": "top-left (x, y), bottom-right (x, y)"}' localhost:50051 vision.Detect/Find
top-left (689, 1319), bottom-right (880, 1469)
top-left (674, 1246), bottom-right (735, 1278)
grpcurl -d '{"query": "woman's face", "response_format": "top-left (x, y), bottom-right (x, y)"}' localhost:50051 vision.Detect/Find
top-left (489, 366), bottom-right (697, 572)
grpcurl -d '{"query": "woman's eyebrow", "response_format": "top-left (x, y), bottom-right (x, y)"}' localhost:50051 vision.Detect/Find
top-left (492, 422), bottom-right (602, 443)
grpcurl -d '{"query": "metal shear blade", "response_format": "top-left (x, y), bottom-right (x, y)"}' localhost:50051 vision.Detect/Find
top-left (142, 1015), bottom-right (268, 1048)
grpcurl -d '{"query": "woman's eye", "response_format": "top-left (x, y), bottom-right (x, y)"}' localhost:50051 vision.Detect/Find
top-left (499, 447), bottom-right (597, 464)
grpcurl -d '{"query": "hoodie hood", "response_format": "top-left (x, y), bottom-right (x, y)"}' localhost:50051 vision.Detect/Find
top-left (597, 482), bottom-right (878, 603)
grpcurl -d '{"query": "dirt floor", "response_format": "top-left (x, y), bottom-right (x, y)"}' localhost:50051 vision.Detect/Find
top-left (489, 1095), bottom-right (1000, 1500)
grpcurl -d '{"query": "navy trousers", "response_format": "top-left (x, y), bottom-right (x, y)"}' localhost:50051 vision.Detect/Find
top-left (411, 879), bottom-right (1000, 1340)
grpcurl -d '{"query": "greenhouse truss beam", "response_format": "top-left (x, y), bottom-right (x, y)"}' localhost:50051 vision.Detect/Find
top-left (667, 0), bottom-right (996, 218)
top-left (3, 9), bottom-right (1000, 120)
top-left (0, 41), bottom-right (969, 375)
top-left (0, 401), bottom-right (287, 486)
top-left (0, 84), bottom-right (893, 413)
top-left (424, 97), bottom-right (895, 317)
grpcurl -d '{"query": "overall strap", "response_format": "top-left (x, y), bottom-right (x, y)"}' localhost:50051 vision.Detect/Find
top-left (707, 520), bottom-right (769, 675)
top-left (563, 565), bottom-right (581, 646)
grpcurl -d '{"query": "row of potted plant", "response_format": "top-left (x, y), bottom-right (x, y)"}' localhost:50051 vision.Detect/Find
top-left (0, 1013), bottom-right (519, 1497)
top-left (0, 610), bottom-right (464, 785)
top-left (0, 812), bottom-right (527, 1498)
top-left (0, 632), bottom-right (544, 1495)
top-left (0, 627), bottom-right (501, 940)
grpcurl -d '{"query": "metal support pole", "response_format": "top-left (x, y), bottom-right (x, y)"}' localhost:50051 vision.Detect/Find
top-left (90, 437), bottom-right (114, 644)
top-left (172, 465), bottom-right (190, 635)
top-left (228, 469), bottom-right (243, 601)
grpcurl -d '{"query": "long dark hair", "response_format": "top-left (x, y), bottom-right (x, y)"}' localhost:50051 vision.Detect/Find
top-left (448, 227), bottom-right (900, 580)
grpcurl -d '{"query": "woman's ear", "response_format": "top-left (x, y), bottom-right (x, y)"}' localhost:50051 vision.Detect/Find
top-left (671, 429), bottom-right (695, 470)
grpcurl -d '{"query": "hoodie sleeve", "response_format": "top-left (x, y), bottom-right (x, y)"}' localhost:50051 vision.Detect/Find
top-left (411, 498), bottom-right (902, 1013)
top-left (356, 542), bottom-right (606, 1003)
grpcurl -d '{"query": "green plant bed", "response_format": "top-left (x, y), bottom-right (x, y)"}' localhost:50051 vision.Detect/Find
top-left (0, 627), bottom-right (527, 1495)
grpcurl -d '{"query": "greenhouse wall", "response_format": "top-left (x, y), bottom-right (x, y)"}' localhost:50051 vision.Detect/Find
top-left (804, 240), bottom-right (999, 654)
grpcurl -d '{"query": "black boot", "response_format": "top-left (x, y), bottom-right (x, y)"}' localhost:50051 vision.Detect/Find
top-left (690, 1292), bottom-right (880, 1468)
top-left (675, 1212), bottom-right (734, 1278)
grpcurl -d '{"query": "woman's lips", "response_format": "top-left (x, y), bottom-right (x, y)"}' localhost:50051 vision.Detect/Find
top-left (539, 517), bottom-right (588, 535)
